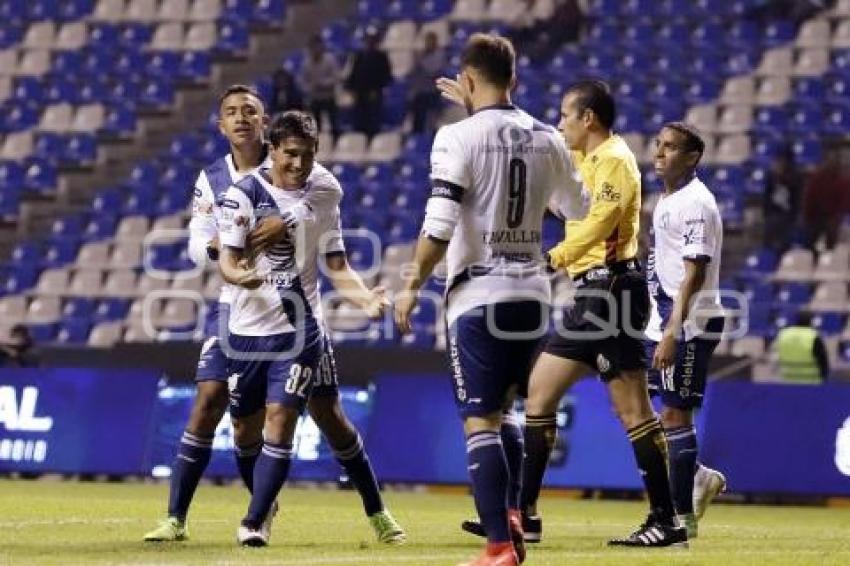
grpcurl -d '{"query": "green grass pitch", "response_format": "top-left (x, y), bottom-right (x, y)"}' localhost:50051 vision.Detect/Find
top-left (0, 479), bottom-right (848, 565)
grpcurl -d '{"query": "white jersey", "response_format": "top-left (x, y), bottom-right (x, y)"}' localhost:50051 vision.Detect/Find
top-left (218, 163), bottom-right (344, 336)
top-left (187, 152), bottom-right (271, 305)
top-left (646, 176), bottom-right (724, 342)
top-left (427, 104), bottom-right (585, 325)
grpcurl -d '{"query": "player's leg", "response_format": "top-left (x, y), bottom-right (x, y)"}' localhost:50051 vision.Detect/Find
top-left (231, 409), bottom-right (265, 492)
top-left (308, 394), bottom-right (406, 544)
top-left (605, 367), bottom-right (685, 547)
top-left (144, 347), bottom-right (229, 542)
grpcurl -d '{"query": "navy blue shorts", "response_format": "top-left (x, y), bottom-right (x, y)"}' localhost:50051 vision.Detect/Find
top-left (447, 301), bottom-right (548, 418)
top-left (225, 321), bottom-right (322, 418)
top-left (646, 317), bottom-right (724, 410)
top-left (195, 302), bottom-right (230, 382)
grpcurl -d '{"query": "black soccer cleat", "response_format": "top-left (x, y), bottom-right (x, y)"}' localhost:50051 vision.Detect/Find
top-left (461, 513), bottom-right (542, 544)
top-left (607, 514), bottom-right (688, 548)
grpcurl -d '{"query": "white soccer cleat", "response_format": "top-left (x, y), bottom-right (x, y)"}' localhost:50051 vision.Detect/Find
top-left (259, 500), bottom-right (279, 541)
top-left (237, 524), bottom-right (269, 547)
top-left (693, 465), bottom-right (726, 521)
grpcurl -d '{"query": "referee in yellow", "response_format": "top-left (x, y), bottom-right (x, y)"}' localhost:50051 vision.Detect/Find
top-left (521, 80), bottom-right (687, 548)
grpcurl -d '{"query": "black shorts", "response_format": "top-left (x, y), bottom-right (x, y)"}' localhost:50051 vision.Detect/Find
top-left (544, 268), bottom-right (649, 381)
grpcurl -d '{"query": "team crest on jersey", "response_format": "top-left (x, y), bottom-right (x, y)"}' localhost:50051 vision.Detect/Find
top-left (497, 125), bottom-right (533, 147)
top-left (596, 183), bottom-right (620, 203)
top-left (596, 353), bottom-right (612, 373)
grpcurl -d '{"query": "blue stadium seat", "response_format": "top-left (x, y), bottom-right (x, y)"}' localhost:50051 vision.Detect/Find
top-left (123, 185), bottom-right (160, 216)
top-left (738, 247), bottom-right (777, 280)
top-left (23, 157), bottom-right (57, 195)
top-left (11, 241), bottom-right (43, 267)
top-left (160, 162), bottom-right (194, 191)
top-left (147, 243), bottom-right (179, 271)
top-left (120, 23), bottom-right (153, 47)
top-left (62, 297), bottom-right (96, 322)
top-left (613, 102), bottom-right (644, 133)
top-left (356, 0), bottom-right (385, 22)
top-left (751, 135), bottom-right (784, 166)
top-left (684, 78), bottom-right (722, 104)
top-left (89, 23), bottom-right (121, 49)
top-left (788, 105), bottom-right (823, 134)
top-left (741, 280), bottom-right (774, 304)
top-left (746, 302), bottom-right (772, 337)
top-left (794, 77), bottom-right (825, 106)
top-left (1, 101), bottom-right (40, 132)
top-left (168, 134), bottom-right (202, 163)
top-left (33, 133), bottom-right (64, 163)
top-left (43, 240), bottom-right (79, 268)
top-left (147, 51), bottom-right (181, 78)
top-left (127, 162), bottom-right (160, 189)
top-left (792, 137), bottom-right (822, 168)
top-left (812, 312), bottom-right (845, 336)
top-left (418, 0), bottom-right (452, 21)
top-left (179, 51), bottom-right (211, 82)
top-left (52, 214), bottom-right (86, 240)
top-left (691, 20), bottom-right (724, 50)
top-left (198, 135), bottom-right (229, 162)
top-left (0, 23), bottom-right (23, 47)
top-left (27, 0), bottom-right (59, 20)
top-left (724, 48), bottom-right (760, 75)
top-left (387, 0), bottom-right (418, 20)
top-left (725, 19), bottom-right (761, 49)
top-left (157, 192), bottom-right (190, 216)
top-left (762, 20), bottom-right (795, 48)
top-left (585, 0), bottom-right (620, 17)
top-left (688, 53), bottom-right (723, 79)
top-left (101, 104), bottom-right (137, 137)
top-left (57, 319), bottom-right (91, 344)
top-left (115, 49), bottom-right (146, 78)
top-left (253, 0), bottom-right (286, 23)
top-left (776, 282), bottom-right (812, 305)
top-left (84, 214), bottom-right (119, 241)
top-left (745, 165), bottom-right (768, 195)
top-left (655, 22), bottom-right (690, 48)
top-left (27, 322), bottom-right (58, 343)
top-left (52, 51), bottom-right (84, 76)
top-left (824, 105), bottom-right (850, 136)
top-left (43, 76), bottom-right (79, 104)
top-left (4, 265), bottom-right (40, 294)
top-left (84, 49), bottom-right (119, 77)
top-left (216, 21), bottom-right (250, 55)
top-left (65, 134), bottom-right (97, 165)
top-left (139, 79), bottom-right (175, 109)
top-left (222, 0), bottom-right (253, 21)
top-left (330, 163), bottom-right (362, 186)
top-left (57, 0), bottom-right (93, 20)
top-left (711, 166), bottom-right (745, 197)
top-left (95, 298), bottom-right (130, 322)
top-left (826, 75), bottom-right (850, 105)
top-left (752, 107), bottom-right (788, 137)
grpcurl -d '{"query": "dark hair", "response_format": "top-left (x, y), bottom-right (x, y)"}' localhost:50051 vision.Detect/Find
top-left (217, 84), bottom-right (263, 107)
top-left (268, 110), bottom-right (318, 147)
top-left (461, 33), bottom-right (515, 90)
top-left (565, 79), bottom-right (616, 130)
top-left (662, 121), bottom-right (705, 162)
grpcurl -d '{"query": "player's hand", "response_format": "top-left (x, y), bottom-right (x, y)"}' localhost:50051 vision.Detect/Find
top-left (247, 216), bottom-right (289, 256)
top-left (363, 285), bottom-right (391, 319)
top-left (234, 267), bottom-right (264, 290)
top-left (436, 75), bottom-right (472, 114)
top-left (393, 289), bottom-right (419, 335)
top-left (652, 334), bottom-right (677, 370)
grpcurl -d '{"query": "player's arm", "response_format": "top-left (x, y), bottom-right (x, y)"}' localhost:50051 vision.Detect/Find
top-left (217, 188), bottom-right (263, 289)
top-left (652, 258), bottom-right (707, 369)
top-left (547, 137), bottom-right (588, 222)
top-left (324, 252), bottom-right (389, 319)
top-left (547, 158), bottom-right (630, 270)
top-left (187, 175), bottom-right (219, 267)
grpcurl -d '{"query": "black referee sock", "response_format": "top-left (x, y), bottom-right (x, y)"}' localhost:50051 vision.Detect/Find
top-left (628, 418), bottom-right (676, 522)
top-left (521, 413), bottom-right (557, 514)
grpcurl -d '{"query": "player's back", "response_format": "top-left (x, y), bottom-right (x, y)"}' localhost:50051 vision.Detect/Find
top-left (430, 105), bottom-right (580, 322)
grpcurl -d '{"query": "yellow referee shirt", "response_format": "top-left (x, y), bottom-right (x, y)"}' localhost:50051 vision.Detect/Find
top-left (547, 134), bottom-right (641, 277)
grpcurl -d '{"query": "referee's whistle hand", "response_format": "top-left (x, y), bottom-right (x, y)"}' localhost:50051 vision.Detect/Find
top-left (393, 290), bottom-right (418, 335)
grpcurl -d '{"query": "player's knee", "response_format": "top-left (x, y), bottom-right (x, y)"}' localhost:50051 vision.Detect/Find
top-left (232, 412), bottom-right (263, 447)
top-left (463, 413), bottom-right (502, 437)
top-left (660, 405), bottom-right (692, 428)
top-left (309, 399), bottom-right (355, 446)
top-left (188, 383), bottom-right (228, 432)
top-left (263, 404), bottom-right (300, 444)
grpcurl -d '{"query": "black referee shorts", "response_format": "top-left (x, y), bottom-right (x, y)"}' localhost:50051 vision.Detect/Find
top-left (544, 266), bottom-right (650, 381)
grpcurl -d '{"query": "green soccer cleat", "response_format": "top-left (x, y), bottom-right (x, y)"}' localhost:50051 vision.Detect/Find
top-left (143, 517), bottom-right (188, 542)
top-left (693, 465), bottom-right (727, 521)
top-left (369, 509), bottom-right (407, 545)
top-left (677, 513), bottom-right (698, 539)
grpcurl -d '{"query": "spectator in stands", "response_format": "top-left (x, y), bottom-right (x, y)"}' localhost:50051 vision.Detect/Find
top-left (346, 27), bottom-right (392, 140)
top-left (408, 31), bottom-right (445, 133)
top-left (0, 325), bottom-right (37, 368)
top-left (763, 147), bottom-right (803, 252)
top-left (300, 35), bottom-right (340, 138)
top-left (270, 67), bottom-right (303, 116)
top-left (544, 0), bottom-right (584, 46)
top-left (774, 312), bottom-right (829, 383)
top-left (802, 147), bottom-right (850, 251)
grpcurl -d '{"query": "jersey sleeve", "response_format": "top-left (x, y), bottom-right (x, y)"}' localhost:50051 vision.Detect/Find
top-left (680, 201), bottom-right (719, 261)
top-left (430, 125), bottom-right (471, 190)
top-left (218, 186), bottom-right (255, 250)
top-left (547, 135), bottom-right (588, 221)
top-left (318, 206), bottom-right (345, 256)
top-left (547, 156), bottom-right (634, 269)
top-left (282, 173), bottom-right (343, 232)
top-left (187, 172), bottom-right (217, 267)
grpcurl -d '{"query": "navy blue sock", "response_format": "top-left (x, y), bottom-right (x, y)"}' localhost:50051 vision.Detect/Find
top-left (665, 425), bottom-right (698, 515)
top-left (334, 433), bottom-right (383, 516)
top-left (235, 441), bottom-right (262, 493)
top-left (167, 431), bottom-right (213, 520)
top-left (467, 431), bottom-right (511, 543)
top-left (500, 411), bottom-right (524, 510)
top-left (243, 442), bottom-right (292, 528)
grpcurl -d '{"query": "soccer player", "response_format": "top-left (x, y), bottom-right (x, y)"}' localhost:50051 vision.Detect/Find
top-left (645, 122), bottom-right (726, 538)
top-left (394, 34), bottom-right (583, 566)
top-left (520, 80), bottom-right (688, 547)
top-left (218, 110), bottom-right (400, 547)
top-left (144, 84), bottom-right (272, 542)
top-left (145, 91), bottom-right (404, 545)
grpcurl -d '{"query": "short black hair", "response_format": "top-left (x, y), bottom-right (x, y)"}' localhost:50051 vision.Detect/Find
top-left (268, 110), bottom-right (318, 147)
top-left (565, 79), bottom-right (616, 130)
top-left (662, 121), bottom-right (706, 162)
top-left (461, 33), bottom-right (515, 90)
top-left (218, 84), bottom-right (263, 107)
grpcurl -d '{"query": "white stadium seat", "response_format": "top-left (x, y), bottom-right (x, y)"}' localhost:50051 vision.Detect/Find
top-left (389, 50), bottom-right (415, 79)
top-left (157, 0), bottom-right (191, 21)
top-left (110, 241), bottom-right (142, 268)
top-left (185, 22), bottom-right (217, 51)
top-left (813, 245), bottom-right (850, 282)
top-left (756, 47), bottom-right (794, 77)
top-left (832, 19), bottom-right (850, 48)
top-left (126, 0), bottom-right (160, 22)
top-left (713, 134), bottom-right (750, 165)
top-left (808, 282), bottom-right (850, 312)
top-left (68, 269), bottom-right (104, 297)
top-left (75, 241), bottom-right (112, 267)
top-left (26, 296), bottom-right (61, 324)
top-left (755, 76), bottom-right (792, 106)
top-left (38, 103), bottom-right (75, 133)
top-left (115, 216), bottom-right (151, 242)
top-left (0, 296), bottom-right (28, 320)
top-left (719, 76), bottom-right (756, 105)
top-left (369, 132), bottom-right (402, 162)
top-left (793, 48), bottom-right (830, 77)
top-left (88, 321), bottom-right (124, 347)
top-left (333, 132), bottom-right (369, 163)
top-left (450, 0), bottom-right (488, 22)
top-left (22, 22), bottom-right (56, 49)
top-left (730, 336), bottom-right (765, 359)
top-left (15, 49), bottom-right (51, 76)
top-left (35, 268), bottom-right (71, 296)
top-left (71, 104), bottom-right (106, 132)
top-left (684, 104), bottom-right (717, 134)
top-left (417, 19), bottom-right (451, 47)
top-left (103, 269), bottom-right (138, 297)
top-left (716, 105), bottom-right (753, 135)
top-left (772, 248), bottom-right (815, 281)
top-left (189, 0), bottom-right (222, 22)
top-left (382, 20), bottom-right (417, 51)
top-left (150, 22), bottom-right (185, 50)
top-left (0, 132), bottom-right (34, 161)
top-left (92, 0), bottom-right (126, 21)
top-left (55, 22), bottom-right (88, 50)
top-left (796, 18), bottom-right (831, 48)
